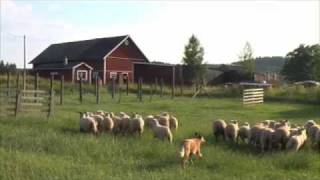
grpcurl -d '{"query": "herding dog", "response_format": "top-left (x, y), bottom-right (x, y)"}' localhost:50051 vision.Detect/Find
top-left (179, 133), bottom-right (206, 168)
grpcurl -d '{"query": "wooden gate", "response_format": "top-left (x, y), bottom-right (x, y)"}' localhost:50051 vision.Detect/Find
top-left (15, 90), bottom-right (54, 118)
top-left (0, 88), bottom-right (18, 116)
top-left (243, 88), bottom-right (264, 105)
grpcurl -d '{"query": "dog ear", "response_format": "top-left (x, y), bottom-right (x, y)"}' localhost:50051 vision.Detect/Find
top-left (194, 132), bottom-right (199, 136)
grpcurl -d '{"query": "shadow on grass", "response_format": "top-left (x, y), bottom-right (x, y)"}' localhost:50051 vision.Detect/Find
top-left (270, 105), bottom-right (320, 120)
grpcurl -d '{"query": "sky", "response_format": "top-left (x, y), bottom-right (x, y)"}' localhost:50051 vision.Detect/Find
top-left (0, 0), bottom-right (319, 68)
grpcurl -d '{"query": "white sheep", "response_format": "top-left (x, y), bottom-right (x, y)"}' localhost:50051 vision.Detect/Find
top-left (237, 122), bottom-right (251, 143)
top-left (144, 115), bottom-right (155, 128)
top-left (79, 112), bottom-right (98, 134)
top-left (286, 128), bottom-right (307, 152)
top-left (129, 114), bottom-right (145, 136)
top-left (308, 124), bottom-right (320, 145)
top-left (273, 120), bottom-right (291, 150)
top-left (224, 120), bottom-right (239, 142)
top-left (155, 113), bottom-right (170, 127)
top-left (103, 113), bottom-right (114, 132)
top-left (212, 119), bottom-right (227, 141)
top-left (169, 115), bottom-right (179, 130)
top-left (149, 118), bottom-right (173, 143)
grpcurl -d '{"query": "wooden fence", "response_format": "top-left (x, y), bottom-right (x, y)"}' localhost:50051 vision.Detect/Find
top-left (243, 88), bottom-right (264, 105)
top-left (15, 89), bottom-right (54, 118)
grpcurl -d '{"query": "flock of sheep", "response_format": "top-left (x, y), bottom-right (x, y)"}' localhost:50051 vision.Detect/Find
top-left (213, 119), bottom-right (320, 152)
top-left (79, 111), bottom-right (320, 168)
top-left (79, 111), bottom-right (178, 142)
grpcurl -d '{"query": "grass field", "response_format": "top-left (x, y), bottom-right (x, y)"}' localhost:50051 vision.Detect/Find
top-left (1, 93), bottom-right (320, 180)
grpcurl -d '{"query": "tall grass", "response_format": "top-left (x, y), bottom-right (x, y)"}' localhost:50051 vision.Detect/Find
top-left (1, 92), bottom-right (320, 179)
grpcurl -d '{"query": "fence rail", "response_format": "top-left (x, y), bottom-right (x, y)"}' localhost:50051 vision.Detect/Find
top-left (243, 88), bottom-right (264, 105)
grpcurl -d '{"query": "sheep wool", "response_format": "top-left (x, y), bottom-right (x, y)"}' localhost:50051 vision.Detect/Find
top-left (238, 122), bottom-right (251, 143)
top-left (224, 120), bottom-right (239, 142)
top-left (149, 118), bottom-right (173, 143)
top-left (286, 128), bottom-right (307, 152)
top-left (212, 119), bottom-right (227, 141)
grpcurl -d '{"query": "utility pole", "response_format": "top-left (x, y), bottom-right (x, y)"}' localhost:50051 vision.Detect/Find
top-left (23, 35), bottom-right (26, 90)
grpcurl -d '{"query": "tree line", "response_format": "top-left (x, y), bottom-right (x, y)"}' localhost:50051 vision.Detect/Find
top-left (0, 60), bottom-right (17, 74)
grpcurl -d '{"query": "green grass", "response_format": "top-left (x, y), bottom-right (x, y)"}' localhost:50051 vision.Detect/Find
top-left (1, 92), bottom-right (320, 180)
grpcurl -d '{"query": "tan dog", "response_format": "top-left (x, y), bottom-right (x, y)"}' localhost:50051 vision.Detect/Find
top-left (179, 133), bottom-right (206, 168)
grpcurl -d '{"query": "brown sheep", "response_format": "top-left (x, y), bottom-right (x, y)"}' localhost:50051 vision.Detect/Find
top-left (212, 119), bottom-right (227, 141)
top-left (249, 123), bottom-right (265, 147)
top-left (308, 124), bottom-right (320, 145)
top-left (260, 127), bottom-right (275, 152)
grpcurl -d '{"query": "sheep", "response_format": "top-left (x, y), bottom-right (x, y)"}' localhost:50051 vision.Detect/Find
top-left (315, 130), bottom-right (320, 149)
top-left (224, 120), bottom-right (239, 142)
top-left (260, 127), bottom-right (275, 152)
top-left (119, 117), bottom-right (131, 135)
top-left (304, 120), bottom-right (317, 136)
top-left (308, 124), bottom-right (320, 145)
top-left (169, 115), bottom-right (179, 130)
top-left (212, 119), bottom-right (227, 141)
top-left (79, 112), bottom-right (98, 134)
top-left (90, 114), bottom-right (106, 133)
top-left (273, 120), bottom-right (291, 150)
top-left (110, 113), bottom-right (122, 134)
top-left (286, 128), bottom-right (307, 152)
top-left (249, 123), bottom-right (266, 147)
top-left (129, 114), bottom-right (144, 136)
top-left (149, 118), bottom-right (173, 142)
top-left (179, 133), bottom-right (206, 168)
top-left (237, 122), bottom-right (251, 143)
top-left (155, 113), bottom-right (170, 127)
top-left (144, 115), bottom-right (155, 128)
top-left (103, 113), bottom-right (114, 132)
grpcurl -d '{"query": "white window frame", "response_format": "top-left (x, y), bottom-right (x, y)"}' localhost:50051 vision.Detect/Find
top-left (77, 70), bottom-right (88, 81)
top-left (110, 72), bottom-right (117, 79)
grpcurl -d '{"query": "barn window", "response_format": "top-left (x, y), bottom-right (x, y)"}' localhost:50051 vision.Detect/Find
top-left (77, 70), bottom-right (88, 81)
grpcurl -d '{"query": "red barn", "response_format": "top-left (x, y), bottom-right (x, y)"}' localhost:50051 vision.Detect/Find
top-left (30, 35), bottom-right (150, 84)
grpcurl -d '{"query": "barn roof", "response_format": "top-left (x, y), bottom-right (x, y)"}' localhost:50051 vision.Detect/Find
top-left (30, 35), bottom-right (148, 64)
top-left (34, 62), bottom-right (93, 70)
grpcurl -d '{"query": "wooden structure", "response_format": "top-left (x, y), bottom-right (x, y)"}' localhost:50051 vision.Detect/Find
top-left (243, 88), bottom-right (264, 105)
top-left (30, 35), bottom-right (148, 84)
top-left (15, 89), bottom-right (54, 118)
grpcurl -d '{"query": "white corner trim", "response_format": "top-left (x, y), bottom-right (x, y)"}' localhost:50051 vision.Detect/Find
top-left (103, 35), bottom-right (130, 60)
top-left (72, 62), bottom-right (94, 70)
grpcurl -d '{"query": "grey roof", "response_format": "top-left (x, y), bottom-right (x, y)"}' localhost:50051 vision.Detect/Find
top-left (30, 35), bottom-right (147, 64)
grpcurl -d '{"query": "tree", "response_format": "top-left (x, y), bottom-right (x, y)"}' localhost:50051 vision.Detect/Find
top-left (182, 34), bottom-right (205, 86)
top-left (238, 42), bottom-right (255, 80)
top-left (281, 44), bottom-right (320, 82)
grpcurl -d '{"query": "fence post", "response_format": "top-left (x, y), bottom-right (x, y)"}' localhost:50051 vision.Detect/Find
top-left (60, 75), bottom-right (64, 105)
top-left (118, 74), bottom-right (123, 103)
top-left (171, 66), bottom-right (175, 99)
top-left (49, 90), bottom-right (54, 118)
top-left (111, 77), bottom-right (115, 99)
top-left (126, 77), bottom-right (129, 95)
top-left (14, 90), bottom-right (21, 117)
top-left (34, 73), bottom-right (39, 91)
top-left (139, 77), bottom-right (142, 102)
top-left (96, 75), bottom-right (100, 104)
top-left (6, 71), bottom-right (10, 97)
top-left (16, 72), bottom-right (20, 90)
top-left (155, 77), bottom-right (158, 95)
top-left (79, 76), bottom-right (83, 103)
top-left (160, 78), bottom-right (164, 97)
top-left (180, 66), bottom-right (183, 96)
top-left (149, 83), bottom-right (154, 102)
